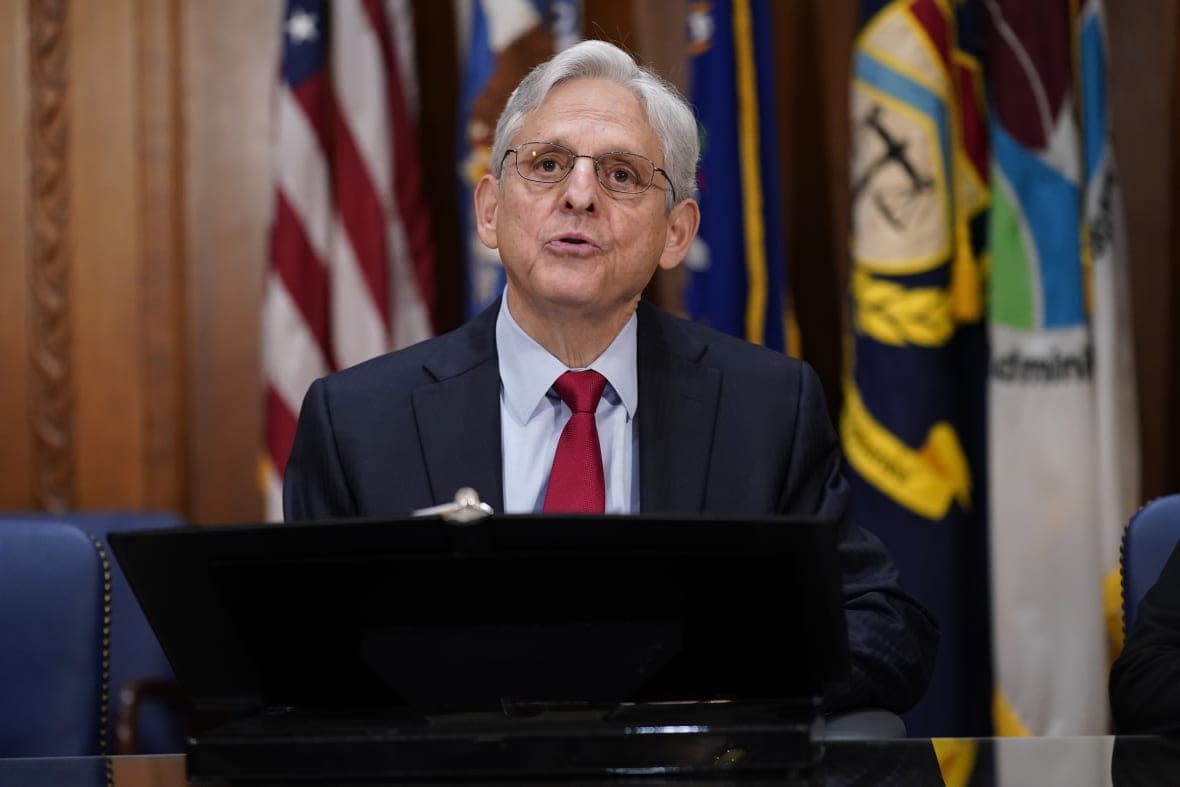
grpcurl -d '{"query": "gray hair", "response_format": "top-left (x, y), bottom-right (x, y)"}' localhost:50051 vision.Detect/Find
top-left (490, 40), bottom-right (698, 211)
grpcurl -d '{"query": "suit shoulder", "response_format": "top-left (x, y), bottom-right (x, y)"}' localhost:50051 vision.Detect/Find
top-left (322, 335), bottom-right (439, 393)
top-left (319, 315), bottom-right (495, 398)
top-left (645, 303), bottom-right (812, 383)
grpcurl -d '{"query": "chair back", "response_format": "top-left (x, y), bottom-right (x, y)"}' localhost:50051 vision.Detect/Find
top-left (0, 519), bottom-right (108, 756)
top-left (0, 512), bottom-right (187, 754)
top-left (70, 512), bottom-right (187, 753)
top-left (1122, 494), bottom-right (1180, 632)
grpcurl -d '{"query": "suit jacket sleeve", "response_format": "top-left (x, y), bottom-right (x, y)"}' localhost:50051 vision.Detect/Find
top-left (783, 364), bottom-right (939, 715)
top-left (283, 378), bottom-right (358, 521)
top-left (1110, 541), bottom-right (1180, 733)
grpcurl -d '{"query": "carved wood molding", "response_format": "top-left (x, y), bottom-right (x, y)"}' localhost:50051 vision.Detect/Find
top-left (28, 0), bottom-right (73, 512)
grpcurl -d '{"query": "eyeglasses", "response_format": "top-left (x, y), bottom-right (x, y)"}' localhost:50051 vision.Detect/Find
top-left (502, 141), bottom-right (677, 203)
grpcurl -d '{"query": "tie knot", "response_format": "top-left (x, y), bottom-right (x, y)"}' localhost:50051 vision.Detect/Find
top-left (552, 370), bottom-right (607, 414)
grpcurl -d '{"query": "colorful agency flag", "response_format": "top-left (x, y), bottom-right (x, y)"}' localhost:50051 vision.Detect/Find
top-left (1078, 0), bottom-right (1141, 669)
top-left (987, 0), bottom-right (1139, 736)
top-left (262, 0), bottom-right (436, 520)
top-left (843, 0), bottom-right (992, 738)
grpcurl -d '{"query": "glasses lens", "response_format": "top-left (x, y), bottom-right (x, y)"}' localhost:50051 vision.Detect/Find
top-left (596, 153), bottom-right (654, 194)
top-left (512, 143), bottom-right (658, 195)
top-left (516, 143), bottom-right (572, 182)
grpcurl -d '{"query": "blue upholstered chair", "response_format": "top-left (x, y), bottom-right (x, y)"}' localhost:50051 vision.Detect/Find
top-left (1121, 494), bottom-right (1180, 632)
top-left (0, 519), bottom-right (109, 756)
top-left (58, 512), bottom-right (187, 754)
top-left (0, 512), bottom-right (187, 755)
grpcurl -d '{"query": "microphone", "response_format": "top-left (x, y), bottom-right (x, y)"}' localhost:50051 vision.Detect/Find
top-left (412, 486), bottom-right (494, 523)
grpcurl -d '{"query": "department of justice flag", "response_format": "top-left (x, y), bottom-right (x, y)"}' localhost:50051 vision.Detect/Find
top-left (685, 0), bottom-right (790, 352)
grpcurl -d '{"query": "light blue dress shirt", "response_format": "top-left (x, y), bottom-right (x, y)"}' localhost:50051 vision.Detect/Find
top-left (496, 293), bottom-right (640, 514)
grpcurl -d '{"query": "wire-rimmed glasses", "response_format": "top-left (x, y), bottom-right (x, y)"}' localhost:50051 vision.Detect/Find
top-left (502, 141), bottom-right (676, 203)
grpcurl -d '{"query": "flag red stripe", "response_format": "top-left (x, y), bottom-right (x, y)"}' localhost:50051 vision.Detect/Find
top-left (909, 0), bottom-right (951, 70)
top-left (362, 0), bottom-right (437, 329)
top-left (290, 54), bottom-right (391, 335)
top-left (332, 107), bottom-right (392, 330)
top-left (271, 192), bottom-right (336, 370)
top-left (266, 384), bottom-right (300, 479)
top-left (291, 70), bottom-right (333, 160)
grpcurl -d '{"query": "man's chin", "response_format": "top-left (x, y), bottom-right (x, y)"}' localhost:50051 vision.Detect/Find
top-left (536, 291), bottom-right (600, 314)
top-left (530, 270), bottom-right (604, 307)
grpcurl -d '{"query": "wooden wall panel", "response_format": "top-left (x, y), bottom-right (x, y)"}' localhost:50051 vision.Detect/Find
top-left (815, 2), bottom-right (857, 300)
top-left (0, 0), bottom-right (32, 508)
top-left (775, 0), bottom-right (856, 416)
top-left (1108, 0), bottom-right (1180, 501)
top-left (629, 0), bottom-right (687, 88)
top-left (411, 0), bottom-right (462, 333)
top-left (582, 0), bottom-right (638, 58)
top-left (71, 0), bottom-right (146, 507)
top-left (2, 0), bottom-right (186, 514)
top-left (135, 0), bottom-right (187, 511)
top-left (1172, 5), bottom-right (1180, 494)
top-left (182, 1), bottom-right (277, 524)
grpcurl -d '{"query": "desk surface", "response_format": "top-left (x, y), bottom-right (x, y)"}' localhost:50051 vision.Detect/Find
top-left (0, 735), bottom-right (1175, 786)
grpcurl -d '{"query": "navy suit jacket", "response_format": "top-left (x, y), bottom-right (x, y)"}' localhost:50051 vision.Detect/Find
top-left (285, 299), bottom-right (938, 713)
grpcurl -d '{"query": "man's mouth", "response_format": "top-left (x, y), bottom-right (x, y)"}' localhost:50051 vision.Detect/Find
top-left (546, 233), bottom-right (599, 253)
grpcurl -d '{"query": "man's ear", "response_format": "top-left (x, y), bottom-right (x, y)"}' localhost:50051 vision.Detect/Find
top-left (657, 198), bottom-right (701, 271)
top-left (473, 174), bottom-right (501, 250)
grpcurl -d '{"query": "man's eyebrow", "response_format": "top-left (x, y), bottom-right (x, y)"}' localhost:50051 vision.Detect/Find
top-left (536, 138), bottom-right (650, 156)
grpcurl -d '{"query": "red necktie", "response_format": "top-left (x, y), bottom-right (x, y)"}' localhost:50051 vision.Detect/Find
top-left (542, 370), bottom-right (607, 513)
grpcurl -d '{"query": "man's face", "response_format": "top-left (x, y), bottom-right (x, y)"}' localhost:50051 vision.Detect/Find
top-left (474, 78), bottom-right (698, 326)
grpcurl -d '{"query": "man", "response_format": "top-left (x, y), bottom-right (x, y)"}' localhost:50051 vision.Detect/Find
top-left (1110, 540), bottom-right (1180, 732)
top-left (285, 40), bottom-right (937, 714)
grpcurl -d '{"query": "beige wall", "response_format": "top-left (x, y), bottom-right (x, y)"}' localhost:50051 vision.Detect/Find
top-left (1, 0), bottom-right (1177, 523)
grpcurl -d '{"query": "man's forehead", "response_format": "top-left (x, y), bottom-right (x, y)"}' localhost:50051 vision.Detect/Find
top-left (516, 78), bottom-right (658, 153)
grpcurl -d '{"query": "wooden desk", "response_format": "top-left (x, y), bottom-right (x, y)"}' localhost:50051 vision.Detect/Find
top-left (111, 755), bottom-right (185, 787)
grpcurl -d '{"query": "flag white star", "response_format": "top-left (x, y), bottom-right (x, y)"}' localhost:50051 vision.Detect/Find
top-left (285, 9), bottom-right (319, 45)
top-left (687, 9), bottom-right (714, 49)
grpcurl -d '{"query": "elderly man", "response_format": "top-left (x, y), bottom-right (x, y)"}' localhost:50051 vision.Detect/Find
top-left (285, 40), bottom-right (937, 714)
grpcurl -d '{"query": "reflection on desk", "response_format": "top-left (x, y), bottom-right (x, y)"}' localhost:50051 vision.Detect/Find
top-left (0, 735), bottom-right (1176, 786)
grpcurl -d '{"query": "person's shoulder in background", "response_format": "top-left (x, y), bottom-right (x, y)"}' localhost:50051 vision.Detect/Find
top-left (1110, 540), bottom-right (1180, 733)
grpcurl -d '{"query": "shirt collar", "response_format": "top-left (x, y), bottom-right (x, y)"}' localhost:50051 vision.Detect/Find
top-left (496, 291), bottom-right (639, 426)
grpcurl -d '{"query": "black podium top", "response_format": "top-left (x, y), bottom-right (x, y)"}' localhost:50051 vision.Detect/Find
top-left (111, 513), bottom-right (849, 781)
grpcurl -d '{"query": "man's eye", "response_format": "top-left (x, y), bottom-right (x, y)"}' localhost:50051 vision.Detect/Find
top-left (532, 156), bottom-right (564, 174)
top-left (606, 164), bottom-right (638, 185)
top-left (608, 167), bottom-right (637, 184)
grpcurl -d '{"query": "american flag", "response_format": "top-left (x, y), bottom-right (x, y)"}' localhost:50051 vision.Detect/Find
top-left (262, 0), bottom-right (435, 520)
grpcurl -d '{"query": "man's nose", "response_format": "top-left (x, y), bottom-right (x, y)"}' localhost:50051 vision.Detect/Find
top-left (561, 157), bottom-right (598, 212)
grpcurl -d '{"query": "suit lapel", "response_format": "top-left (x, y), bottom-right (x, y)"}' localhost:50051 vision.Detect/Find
top-left (637, 302), bottom-right (722, 514)
top-left (412, 302), bottom-right (505, 513)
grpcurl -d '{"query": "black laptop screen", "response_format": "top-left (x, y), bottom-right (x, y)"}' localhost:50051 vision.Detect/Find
top-left (110, 515), bottom-right (849, 717)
